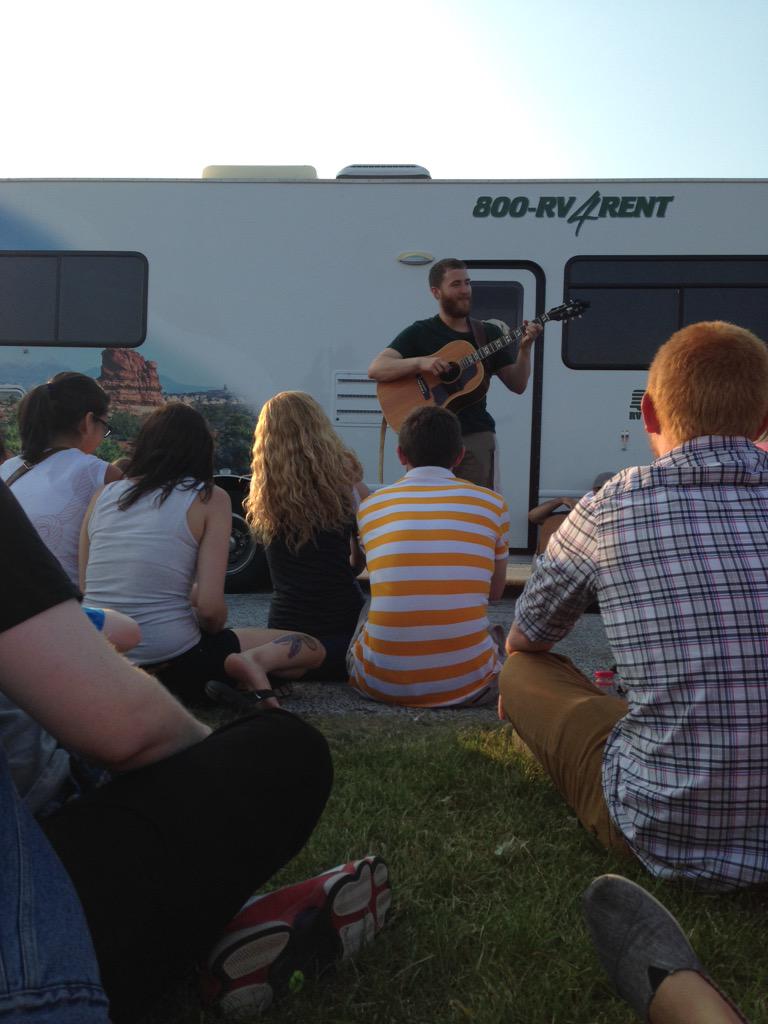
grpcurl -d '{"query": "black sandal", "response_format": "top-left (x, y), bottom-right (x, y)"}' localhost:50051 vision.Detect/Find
top-left (204, 680), bottom-right (278, 711)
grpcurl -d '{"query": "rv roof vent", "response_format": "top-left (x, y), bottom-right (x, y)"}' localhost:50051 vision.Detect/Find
top-left (202, 165), bottom-right (317, 180)
top-left (336, 164), bottom-right (431, 180)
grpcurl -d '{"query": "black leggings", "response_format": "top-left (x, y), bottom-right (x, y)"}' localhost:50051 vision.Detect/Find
top-left (43, 710), bottom-right (333, 1023)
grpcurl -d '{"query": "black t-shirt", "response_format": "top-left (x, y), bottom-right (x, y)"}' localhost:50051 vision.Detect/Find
top-left (266, 526), bottom-right (365, 637)
top-left (0, 481), bottom-right (78, 633)
top-left (389, 315), bottom-right (518, 435)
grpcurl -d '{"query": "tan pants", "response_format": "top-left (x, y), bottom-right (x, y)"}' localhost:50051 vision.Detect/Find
top-left (456, 431), bottom-right (496, 490)
top-left (498, 651), bottom-right (633, 855)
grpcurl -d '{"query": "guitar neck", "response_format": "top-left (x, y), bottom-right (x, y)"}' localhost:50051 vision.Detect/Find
top-left (459, 313), bottom-right (550, 369)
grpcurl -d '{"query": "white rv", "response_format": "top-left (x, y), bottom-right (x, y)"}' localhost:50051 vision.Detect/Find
top-left (1, 166), bottom-right (766, 586)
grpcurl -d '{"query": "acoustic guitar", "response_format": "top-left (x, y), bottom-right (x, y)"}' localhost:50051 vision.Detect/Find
top-left (377, 299), bottom-right (589, 431)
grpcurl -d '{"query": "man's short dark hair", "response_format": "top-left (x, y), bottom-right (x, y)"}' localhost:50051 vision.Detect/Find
top-left (398, 406), bottom-right (463, 469)
top-left (428, 258), bottom-right (467, 290)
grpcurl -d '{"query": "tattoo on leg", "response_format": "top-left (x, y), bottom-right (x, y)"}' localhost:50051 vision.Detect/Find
top-left (274, 633), bottom-right (319, 658)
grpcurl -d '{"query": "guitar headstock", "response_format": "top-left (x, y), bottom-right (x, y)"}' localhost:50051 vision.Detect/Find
top-left (546, 299), bottom-right (590, 323)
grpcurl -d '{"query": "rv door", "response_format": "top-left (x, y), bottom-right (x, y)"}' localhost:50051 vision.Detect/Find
top-left (467, 266), bottom-right (541, 551)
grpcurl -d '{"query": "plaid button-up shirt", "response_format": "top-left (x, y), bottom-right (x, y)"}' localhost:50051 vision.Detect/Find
top-left (515, 436), bottom-right (768, 889)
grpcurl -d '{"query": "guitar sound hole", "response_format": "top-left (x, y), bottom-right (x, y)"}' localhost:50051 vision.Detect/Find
top-left (439, 362), bottom-right (461, 384)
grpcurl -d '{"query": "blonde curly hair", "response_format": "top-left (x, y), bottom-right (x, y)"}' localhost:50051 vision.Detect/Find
top-left (245, 391), bottom-right (364, 553)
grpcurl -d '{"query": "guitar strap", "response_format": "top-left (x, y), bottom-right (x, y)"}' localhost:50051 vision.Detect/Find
top-left (468, 317), bottom-right (488, 354)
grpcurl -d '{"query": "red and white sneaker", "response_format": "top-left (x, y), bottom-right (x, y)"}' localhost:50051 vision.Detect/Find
top-left (200, 856), bottom-right (391, 1018)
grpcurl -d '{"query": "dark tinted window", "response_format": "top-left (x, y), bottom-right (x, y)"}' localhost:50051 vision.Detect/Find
top-left (0, 257), bottom-right (57, 343)
top-left (469, 280), bottom-right (523, 328)
top-left (563, 257), bottom-right (768, 369)
top-left (567, 288), bottom-right (678, 369)
top-left (682, 288), bottom-right (768, 339)
top-left (0, 252), bottom-right (148, 348)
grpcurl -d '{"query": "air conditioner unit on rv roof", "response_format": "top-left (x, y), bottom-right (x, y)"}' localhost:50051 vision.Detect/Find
top-left (336, 164), bottom-right (431, 179)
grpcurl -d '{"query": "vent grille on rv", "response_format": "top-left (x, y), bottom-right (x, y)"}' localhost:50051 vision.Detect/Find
top-left (336, 164), bottom-right (431, 179)
top-left (333, 372), bottom-right (381, 426)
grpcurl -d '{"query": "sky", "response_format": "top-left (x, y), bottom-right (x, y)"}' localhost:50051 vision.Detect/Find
top-left (1, 0), bottom-right (766, 182)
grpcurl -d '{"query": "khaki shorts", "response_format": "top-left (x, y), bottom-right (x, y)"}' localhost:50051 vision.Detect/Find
top-left (456, 431), bottom-right (496, 490)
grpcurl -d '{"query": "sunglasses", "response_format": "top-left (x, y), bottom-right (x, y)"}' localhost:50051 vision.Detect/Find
top-left (94, 416), bottom-right (112, 438)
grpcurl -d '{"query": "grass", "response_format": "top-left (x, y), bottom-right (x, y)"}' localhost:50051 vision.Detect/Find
top-left (144, 715), bottom-right (768, 1024)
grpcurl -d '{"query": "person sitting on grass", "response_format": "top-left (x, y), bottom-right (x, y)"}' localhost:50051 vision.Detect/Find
top-left (245, 391), bottom-right (369, 683)
top-left (349, 405), bottom-right (509, 708)
top-left (0, 478), bottom-right (390, 1024)
top-left (583, 875), bottom-right (748, 1022)
top-left (500, 320), bottom-right (768, 890)
top-left (80, 402), bottom-right (325, 709)
top-left (0, 372), bottom-right (122, 585)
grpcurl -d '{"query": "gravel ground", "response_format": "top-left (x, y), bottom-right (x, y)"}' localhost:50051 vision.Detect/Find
top-left (226, 590), bottom-right (612, 721)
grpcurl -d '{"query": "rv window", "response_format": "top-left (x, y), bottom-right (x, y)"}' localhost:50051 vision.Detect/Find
top-left (468, 280), bottom-right (523, 332)
top-left (563, 257), bottom-right (768, 370)
top-left (682, 288), bottom-right (768, 340)
top-left (0, 252), bottom-right (148, 348)
top-left (565, 288), bottom-right (677, 370)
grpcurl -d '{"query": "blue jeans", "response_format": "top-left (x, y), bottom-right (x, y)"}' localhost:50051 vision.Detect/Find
top-left (0, 752), bottom-right (109, 1023)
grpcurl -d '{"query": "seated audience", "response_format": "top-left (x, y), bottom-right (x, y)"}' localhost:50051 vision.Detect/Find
top-left (246, 391), bottom-right (368, 682)
top-left (0, 478), bottom-right (335, 1022)
top-left (0, 373), bottom-right (122, 584)
top-left (501, 321), bottom-right (768, 889)
top-left (583, 875), bottom-right (748, 1023)
top-left (348, 405), bottom-right (509, 707)
top-left (80, 403), bottom-right (324, 707)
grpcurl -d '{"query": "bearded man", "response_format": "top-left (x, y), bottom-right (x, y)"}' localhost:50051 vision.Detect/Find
top-left (368, 257), bottom-right (541, 489)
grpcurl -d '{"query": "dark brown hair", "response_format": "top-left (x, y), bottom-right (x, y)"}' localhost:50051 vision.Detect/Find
top-left (119, 402), bottom-right (214, 509)
top-left (398, 406), bottom-right (463, 469)
top-left (428, 258), bottom-right (467, 290)
top-left (18, 372), bottom-right (110, 463)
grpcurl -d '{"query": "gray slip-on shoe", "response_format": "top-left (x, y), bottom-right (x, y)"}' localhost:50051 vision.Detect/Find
top-left (582, 874), bottom-right (707, 1021)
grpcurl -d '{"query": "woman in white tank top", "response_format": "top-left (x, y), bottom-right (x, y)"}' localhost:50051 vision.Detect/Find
top-left (0, 372), bottom-right (122, 585)
top-left (80, 403), bottom-right (325, 708)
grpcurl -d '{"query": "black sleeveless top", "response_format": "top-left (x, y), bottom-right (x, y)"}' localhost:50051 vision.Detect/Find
top-left (265, 524), bottom-right (365, 637)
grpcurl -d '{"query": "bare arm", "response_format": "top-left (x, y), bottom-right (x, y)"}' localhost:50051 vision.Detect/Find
top-left (349, 530), bottom-right (366, 575)
top-left (78, 487), bottom-right (104, 591)
top-left (506, 622), bottom-right (555, 654)
top-left (496, 321), bottom-right (542, 395)
top-left (489, 555), bottom-right (508, 602)
top-left (528, 497), bottom-right (573, 526)
top-left (100, 608), bottom-right (141, 652)
top-left (368, 347), bottom-right (453, 382)
top-left (348, 482), bottom-right (368, 574)
top-left (0, 599), bottom-right (210, 771)
top-left (104, 462), bottom-right (123, 484)
top-left (192, 486), bottom-right (230, 634)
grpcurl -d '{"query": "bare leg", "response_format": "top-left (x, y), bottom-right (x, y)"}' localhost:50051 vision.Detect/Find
top-left (650, 971), bottom-right (747, 1024)
top-left (227, 629), bottom-right (327, 708)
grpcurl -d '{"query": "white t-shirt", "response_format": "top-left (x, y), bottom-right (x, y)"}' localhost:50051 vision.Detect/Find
top-left (83, 479), bottom-right (203, 664)
top-left (0, 448), bottom-right (109, 585)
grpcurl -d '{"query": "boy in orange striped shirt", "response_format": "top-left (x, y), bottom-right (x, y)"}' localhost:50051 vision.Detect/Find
top-left (348, 406), bottom-right (509, 708)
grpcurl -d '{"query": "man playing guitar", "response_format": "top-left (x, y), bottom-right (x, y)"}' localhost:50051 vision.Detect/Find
top-left (367, 258), bottom-right (542, 488)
